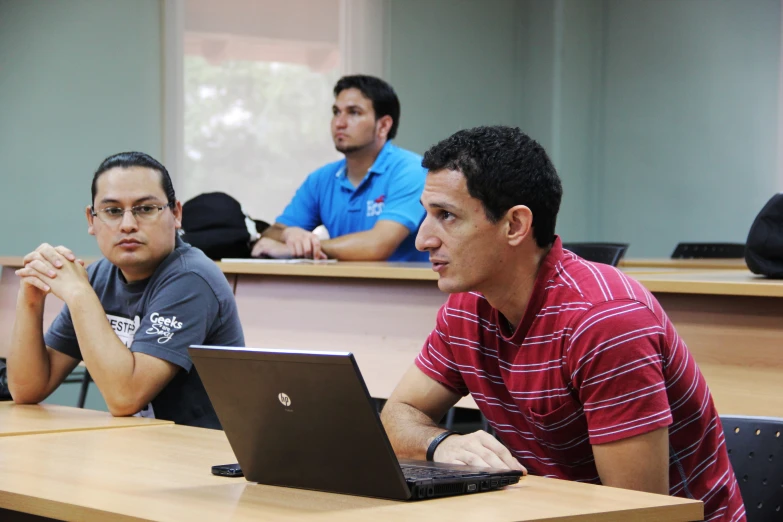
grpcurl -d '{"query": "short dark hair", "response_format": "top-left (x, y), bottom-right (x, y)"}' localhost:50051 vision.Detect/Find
top-left (422, 126), bottom-right (563, 248)
top-left (333, 75), bottom-right (401, 140)
top-left (91, 152), bottom-right (176, 206)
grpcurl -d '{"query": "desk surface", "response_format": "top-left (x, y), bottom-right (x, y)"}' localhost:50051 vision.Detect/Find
top-left (4, 257), bottom-right (780, 298)
top-left (633, 270), bottom-right (783, 297)
top-left (0, 422), bottom-right (702, 522)
top-left (217, 260), bottom-right (439, 280)
top-left (220, 262), bottom-right (783, 298)
top-left (0, 257), bottom-right (102, 269)
top-left (0, 257), bottom-right (23, 268)
top-left (619, 258), bottom-right (747, 270)
top-left (1, 256), bottom-right (749, 270)
top-left (0, 403), bottom-right (171, 437)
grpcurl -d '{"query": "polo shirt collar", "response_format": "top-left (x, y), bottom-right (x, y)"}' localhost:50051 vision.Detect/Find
top-left (368, 140), bottom-right (394, 176)
top-left (334, 141), bottom-right (395, 181)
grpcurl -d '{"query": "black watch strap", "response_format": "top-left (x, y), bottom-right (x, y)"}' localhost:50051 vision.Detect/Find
top-left (426, 430), bottom-right (458, 461)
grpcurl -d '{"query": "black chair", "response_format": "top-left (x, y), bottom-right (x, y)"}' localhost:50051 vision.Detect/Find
top-left (721, 415), bottom-right (783, 521)
top-left (562, 242), bottom-right (629, 267)
top-left (0, 359), bottom-right (11, 401)
top-left (77, 369), bottom-right (92, 408)
top-left (671, 242), bottom-right (745, 259)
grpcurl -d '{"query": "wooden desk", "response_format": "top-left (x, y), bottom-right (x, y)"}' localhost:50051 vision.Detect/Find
top-left (222, 263), bottom-right (783, 417)
top-left (632, 269), bottom-right (783, 297)
top-left (218, 260), bottom-right (437, 280)
top-left (620, 258), bottom-right (748, 270)
top-left (0, 423), bottom-right (703, 521)
top-left (0, 403), bottom-right (171, 437)
top-left (221, 261), bottom-right (464, 404)
top-left (630, 270), bottom-right (783, 416)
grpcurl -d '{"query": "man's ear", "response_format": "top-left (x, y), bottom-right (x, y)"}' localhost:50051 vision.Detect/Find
top-left (172, 201), bottom-right (183, 230)
top-left (505, 205), bottom-right (533, 246)
top-left (376, 115), bottom-right (393, 141)
top-left (85, 206), bottom-right (96, 236)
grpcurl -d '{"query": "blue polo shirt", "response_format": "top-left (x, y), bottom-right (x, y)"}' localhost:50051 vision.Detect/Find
top-left (276, 142), bottom-right (428, 262)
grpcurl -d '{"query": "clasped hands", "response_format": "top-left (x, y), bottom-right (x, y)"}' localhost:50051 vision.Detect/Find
top-left (15, 244), bottom-right (89, 305)
top-left (251, 227), bottom-right (328, 260)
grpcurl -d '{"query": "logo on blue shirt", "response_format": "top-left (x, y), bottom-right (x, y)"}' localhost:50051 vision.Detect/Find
top-left (366, 194), bottom-right (385, 217)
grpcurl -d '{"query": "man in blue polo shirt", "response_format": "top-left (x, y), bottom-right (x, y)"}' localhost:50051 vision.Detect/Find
top-left (251, 75), bottom-right (428, 262)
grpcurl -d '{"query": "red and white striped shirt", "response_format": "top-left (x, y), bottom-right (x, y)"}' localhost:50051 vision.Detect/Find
top-left (416, 237), bottom-right (745, 522)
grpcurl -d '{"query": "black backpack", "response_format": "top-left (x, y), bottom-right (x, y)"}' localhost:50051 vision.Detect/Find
top-left (745, 193), bottom-right (783, 278)
top-left (181, 192), bottom-right (269, 260)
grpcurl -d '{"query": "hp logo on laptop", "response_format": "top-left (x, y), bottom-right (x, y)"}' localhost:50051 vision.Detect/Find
top-left (278, 393), bottom-right (291, 407)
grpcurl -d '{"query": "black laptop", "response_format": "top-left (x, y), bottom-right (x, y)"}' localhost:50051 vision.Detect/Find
top-left (188, 346), bottom-right (522, 500)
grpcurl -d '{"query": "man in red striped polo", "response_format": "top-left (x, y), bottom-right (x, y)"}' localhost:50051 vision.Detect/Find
top-left (381, 126), bottom-right (745, 521)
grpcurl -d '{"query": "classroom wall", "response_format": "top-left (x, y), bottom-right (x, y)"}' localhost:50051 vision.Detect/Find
top-left (596, 0), bottom-right (781, 256)
top-left (387, 0), bottom-right (597, 242)
top-left (0, 0), bottom-right (163, 257)
top-left (515, 0), bottom-right (605, 242)
top-left (390, 0), bottom-right (781, 256)
top-left (387, 0), bottom-right (522, 153)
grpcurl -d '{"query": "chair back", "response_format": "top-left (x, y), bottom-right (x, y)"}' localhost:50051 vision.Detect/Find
top-left (671, 242), bottom-right (745, 259)
top-left (722, 415), bottom-right (783, 521)
top-left (562, 243), bottom-right (629, 267)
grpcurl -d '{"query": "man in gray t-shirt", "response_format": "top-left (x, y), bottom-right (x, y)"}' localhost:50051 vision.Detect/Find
top-left (45, 236), bottom-right (242, 428)
top-left (8, 152), bottom-right (243, 429)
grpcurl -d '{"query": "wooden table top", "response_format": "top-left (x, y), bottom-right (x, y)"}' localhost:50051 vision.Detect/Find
top-left (0, 403), bottom-right (171, 437)
top-left (217, 261), bottom-right (783, 297)
top-left (0, 257), bottom-right (99, 269)
top-left (0, 422), bottom-right (702, 522)
top-left (632, 270), bottom-right (783, 297)
top-left (0, 257), bottom-right (24, 268)
top-left (2, 256), bottom-right (748, 270)
top-left (217, 259), bottom-right (439, 280)
top-left (619, 258), bottom-right (747, 270)
top-left (4, 256), bottom-right (781, 297)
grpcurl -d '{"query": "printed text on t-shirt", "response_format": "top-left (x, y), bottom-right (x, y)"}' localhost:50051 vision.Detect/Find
top-left (145, 312), bottom-right (183, 344)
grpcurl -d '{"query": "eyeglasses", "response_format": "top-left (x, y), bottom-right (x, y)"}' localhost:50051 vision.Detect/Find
top-left (91, 203), bottom-right (172, 225)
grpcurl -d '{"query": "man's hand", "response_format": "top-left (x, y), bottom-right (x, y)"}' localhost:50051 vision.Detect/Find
top-left (15, 244), bottom-right (88, 305)
top-left (281, 227), bottom-right (326, 259)
top-left (433, 430), bottom-right (527, 473)
top-left (251, 237), bottom-right (295, 259)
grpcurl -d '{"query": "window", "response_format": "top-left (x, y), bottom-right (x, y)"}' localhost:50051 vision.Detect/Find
top-left (181, 0), bottom-right (342, 224)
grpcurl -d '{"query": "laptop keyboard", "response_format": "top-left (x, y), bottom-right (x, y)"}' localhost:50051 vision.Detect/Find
top-left (401, 464), bottom-right (488, 481)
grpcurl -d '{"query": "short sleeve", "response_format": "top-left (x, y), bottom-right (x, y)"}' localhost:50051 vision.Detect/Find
top-left (44, 303), bottom-right (82, 360)
top-left (414, 302), bottom-right (469, 396)
top-left (566, 300), bottom-right (673, 445)
top-left (377, 165), bottom-right (426, 232)
top-left (131, 273), bottom-right (220, 372)
top-left (275, 170), bottom-right (323, 231)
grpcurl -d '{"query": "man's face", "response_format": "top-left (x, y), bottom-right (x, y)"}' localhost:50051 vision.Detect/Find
top-left (416, 169), bottom-right (508, 294)
top-left (331, 87), bottom-right (379, 154)
top-left (87, 166), bottom-right (182, 281)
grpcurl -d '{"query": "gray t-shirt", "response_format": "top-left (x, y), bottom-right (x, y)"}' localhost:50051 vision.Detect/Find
top-left (45, 237), bottom-right (244, 428)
